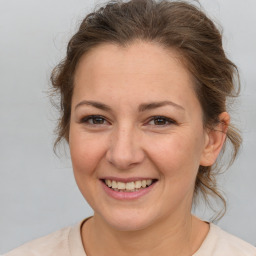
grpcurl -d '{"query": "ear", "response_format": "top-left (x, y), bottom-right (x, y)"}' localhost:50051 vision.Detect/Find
top-left (200, 112), bottom-right (230, 167)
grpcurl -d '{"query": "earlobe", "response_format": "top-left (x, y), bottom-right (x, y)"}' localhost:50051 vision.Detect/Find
top-left (200, 112), bottom-right (230, 167)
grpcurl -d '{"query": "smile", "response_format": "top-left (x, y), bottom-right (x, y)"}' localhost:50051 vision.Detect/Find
top-left (103, 179), bottom-right (156, 192)
top-left (100, 178), bottom-right (158, 200)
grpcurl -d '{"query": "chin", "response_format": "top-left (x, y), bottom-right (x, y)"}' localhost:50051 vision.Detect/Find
top-left (98, 209), bottom-right (159, 232)
top-left (109, 218), bottom-right (151, 232)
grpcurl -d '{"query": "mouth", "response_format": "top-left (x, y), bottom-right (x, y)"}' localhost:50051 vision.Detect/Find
top-left (101, 179), bottom-right (158, 193)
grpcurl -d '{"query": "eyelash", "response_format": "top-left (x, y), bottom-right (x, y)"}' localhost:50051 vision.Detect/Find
top-left (147, 116), bottom-right (177, 126)
top-left (80, 115), bottom-right (109, 125)
top-left (79, 115), bottom-right (177, 127)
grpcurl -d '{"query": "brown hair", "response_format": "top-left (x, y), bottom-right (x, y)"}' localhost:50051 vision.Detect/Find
top-left (51, 0), bottom-right (242, 218)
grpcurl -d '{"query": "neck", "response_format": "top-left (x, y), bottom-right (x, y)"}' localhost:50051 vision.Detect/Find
top-left (82, 212), bottom-right (208, 256)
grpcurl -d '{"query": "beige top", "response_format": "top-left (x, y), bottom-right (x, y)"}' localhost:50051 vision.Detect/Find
top-left (4, 219), bottom-right (256, 256)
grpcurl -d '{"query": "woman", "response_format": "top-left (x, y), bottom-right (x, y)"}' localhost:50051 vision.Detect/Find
top-left (5, 0), bottom-right (256, 255)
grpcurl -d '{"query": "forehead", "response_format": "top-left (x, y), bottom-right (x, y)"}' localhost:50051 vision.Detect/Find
top-left (73, 41), bottom-right (199, 111)
top-left (75, 41), bottom-right (187, 81)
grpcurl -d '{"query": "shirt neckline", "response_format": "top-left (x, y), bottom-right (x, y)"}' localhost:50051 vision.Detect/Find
top-left (68, 218), bottom-right (215, 256)
top-left (68, 218), bottom-right (90, 256)
top-left (192, 223), bottom-right (218, 255)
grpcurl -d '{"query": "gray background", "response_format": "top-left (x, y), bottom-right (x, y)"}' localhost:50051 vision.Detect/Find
top-left (0, 0), bottom-right (255, 253)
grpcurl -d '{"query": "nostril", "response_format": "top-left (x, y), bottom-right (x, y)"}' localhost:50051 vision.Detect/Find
top-left (105, 134), bottom-right (145, 169)
top-left (106, 150), bottom-right (145, 170)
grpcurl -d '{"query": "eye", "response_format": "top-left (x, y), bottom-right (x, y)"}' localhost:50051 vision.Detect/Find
top-left (147, 116), bottom-right (176, 126)
top-left (80, 115), bottom-right (109, 125)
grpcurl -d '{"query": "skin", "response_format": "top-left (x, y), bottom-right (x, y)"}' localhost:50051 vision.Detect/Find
top-left (69, 40), bottom-right (229, 255)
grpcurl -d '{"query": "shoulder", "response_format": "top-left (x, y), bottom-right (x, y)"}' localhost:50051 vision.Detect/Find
top-left (3, 217), bottom-right (89, 256)
top-left (194, 223), bottom-right (256, 256)
top-left (4, 226), bottom-right (72, 256)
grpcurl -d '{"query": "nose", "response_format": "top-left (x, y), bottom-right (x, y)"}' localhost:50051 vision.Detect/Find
top-left (106, 125), bottom-right (145, 170)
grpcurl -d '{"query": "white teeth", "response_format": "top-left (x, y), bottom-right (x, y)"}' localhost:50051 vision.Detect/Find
top-left (146, 179), bottom-right (152, 186)
top-left (112, 180), bottom-right (118, 189)
top-left (135, 180), bottom-right (142, 189)
top-left (117, 182), bottom-right (126, 190)
top-left (106, 180), bottom-right (112, 187)
top-left (125, 182), bottom-right (135, 190)
top-left (104, 179), bottom-right (154, 191)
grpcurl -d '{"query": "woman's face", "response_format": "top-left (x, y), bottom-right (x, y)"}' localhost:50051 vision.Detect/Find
top-left (69, 41), bottom-right (211, 231)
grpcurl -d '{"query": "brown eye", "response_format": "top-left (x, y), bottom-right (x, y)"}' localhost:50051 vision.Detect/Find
top-left (81, 115), bottom-right (108, 125)
top-left (154, 117), bottom-right (168, 125)
top-left (91, 116), bottom-right (105, 124)
top-left (148, 116), bottom-right (176, 126)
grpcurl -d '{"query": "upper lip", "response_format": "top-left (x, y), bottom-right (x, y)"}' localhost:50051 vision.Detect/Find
top-left (100, 177), bottom-right (157, 183)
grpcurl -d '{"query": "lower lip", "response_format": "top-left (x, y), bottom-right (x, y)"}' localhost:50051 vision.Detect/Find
top-left (101, 181), bottom-right (157, 200)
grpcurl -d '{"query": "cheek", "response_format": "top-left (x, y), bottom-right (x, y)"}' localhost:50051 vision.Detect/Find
top-left (69, 127), bottom-right (106, 177)
top-left (146, 132), bottom-right (204, 180)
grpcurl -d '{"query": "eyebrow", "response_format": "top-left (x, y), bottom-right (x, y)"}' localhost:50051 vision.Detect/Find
top-left (75, 100), bottom-right (112, 111)
top-left (138, 101), bottom-right (185, 112)
top-left (75, 100), bottom-right (185, 112)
